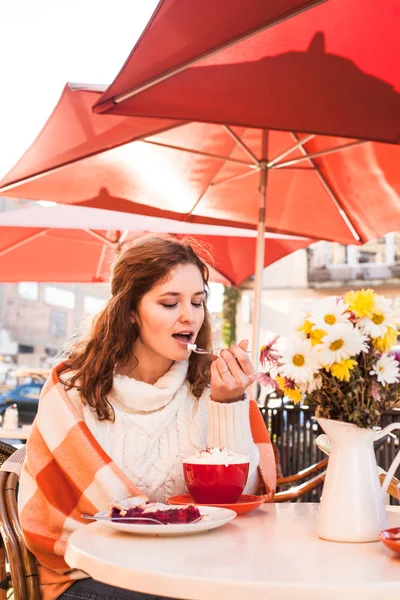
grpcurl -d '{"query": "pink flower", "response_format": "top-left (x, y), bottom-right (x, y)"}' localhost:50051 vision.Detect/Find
top-left (259, 336), bottom-right (282, 367)
top-left (283, 376), bottom-right (297, 390)
top-left (347, 310), bottom-right (357, 323)
top-left (256, 372), bottom-right (277, 390)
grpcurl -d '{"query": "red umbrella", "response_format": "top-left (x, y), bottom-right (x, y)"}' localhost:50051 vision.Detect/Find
top-left (1, 83), bottom-right (399, 357)
top-left (0, 203), bottom-right (312, 285)
top-left (1, 85), bottom-right (397, 246)
top-left (93, 0), bottom-right (325, 117)
top-left (90, 0), bottom-right (400, 356)
top-left (94, 0), bottom-right (400, 144)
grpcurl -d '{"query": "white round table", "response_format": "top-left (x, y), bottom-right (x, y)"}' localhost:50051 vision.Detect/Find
top-left (65, 503), bottom-right (400, 600)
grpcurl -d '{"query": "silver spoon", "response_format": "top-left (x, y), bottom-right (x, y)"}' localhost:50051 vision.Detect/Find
top-left (188, 343), bottom-right (251, 355)
top-left (81, 514), bottom-right (202, 525)
top-left (81, 513), bottom-right (166, 524)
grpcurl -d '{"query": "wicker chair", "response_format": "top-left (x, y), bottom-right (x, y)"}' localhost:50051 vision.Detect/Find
top-left (0, 442), bottom-right (41, 600)
top-left (273, 437), bottom-right (400, 502)
top-left (274, 444), bottom-right (328, 502)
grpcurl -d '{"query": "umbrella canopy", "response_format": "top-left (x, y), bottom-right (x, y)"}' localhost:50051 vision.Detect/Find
top-left (1, 83), bottom-right (399, 357)
top-left (0, 203), bottom-right (312, 285)
top-left (94, 0), bottom-right (400, 145)
top-left (93, 0), bottom-right (324, 115)
top-left (1, 84), bottom-right (398, 246)
top-left (92, 0), bottom-right (400, 357)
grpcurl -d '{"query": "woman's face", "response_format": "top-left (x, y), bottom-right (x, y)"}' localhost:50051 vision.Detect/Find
top-left (133, 263), bottom-right (206, 363)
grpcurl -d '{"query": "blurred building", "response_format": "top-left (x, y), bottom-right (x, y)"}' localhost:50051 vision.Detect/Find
top-left (236, 234), bottom-right (400, 347)
top-left (0, 282), bottom-right (110, 368)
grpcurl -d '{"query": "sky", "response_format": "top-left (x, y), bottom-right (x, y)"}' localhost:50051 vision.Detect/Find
top-left (0, 0), bottom-right (158, 179)
top-left (0, 0), bottom-right (224, 311)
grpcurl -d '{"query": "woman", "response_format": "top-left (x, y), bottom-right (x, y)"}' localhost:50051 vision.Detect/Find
top-left (18, 234), bottom-right (276, 600)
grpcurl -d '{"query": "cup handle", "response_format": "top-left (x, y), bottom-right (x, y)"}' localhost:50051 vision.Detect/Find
top-left (375, 423), bottom-right (400, 496)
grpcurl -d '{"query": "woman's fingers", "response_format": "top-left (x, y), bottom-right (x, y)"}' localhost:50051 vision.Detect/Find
top-left (220, 349), bottom-right (250, 388)
top-left (229, 340), bottom-right (255, 378)
top-left (211, 357), bottom-right (235, 387)
top-left (210, 340), bottom-right (257, 402)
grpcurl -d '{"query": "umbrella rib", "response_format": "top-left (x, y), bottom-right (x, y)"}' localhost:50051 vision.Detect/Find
top-left (271, 140), bottom-right (365, 169)
top-left (105, 0), bottom-right (327, 108)
top-left (289, 133), bottom-right (362, 242)
top-left (142, 139), bottom-right (256, 166)
top-left (211, 168), bottom-right (260, 188)
top-left (84, 229), bottom-right (118, 247)
top-left (184, 128), bottom-right (255, 218)
top-left (0, 120), bottom-right (185, 193)
top-left (0, 230), bottom-right (49, 257)
top-left (267, 134), bottom-right (315, 167)
top-left (224, 126), bottom-right (260, 165)
top-left (95, 242), bottom-right (109, 281)
top-left (119, 230), bottom-right (129, 245)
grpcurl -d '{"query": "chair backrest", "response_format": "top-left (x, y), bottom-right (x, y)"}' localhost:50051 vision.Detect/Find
top-left (0, 444), bottom-right (41, 600)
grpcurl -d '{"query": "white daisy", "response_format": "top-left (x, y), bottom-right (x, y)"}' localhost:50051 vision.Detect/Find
top-left (308, 296), bottom-right (350, 330)
top-left (370, 353), bottom-right (400, 385)
top-left (280, 339), bottom-right (320, 384)
top-left (320, 323), bottom-right (368, 367)
top-left (358, 295), bottom-right (398, 339)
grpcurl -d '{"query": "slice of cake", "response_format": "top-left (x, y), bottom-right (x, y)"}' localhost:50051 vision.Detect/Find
top-left (107, 498), bottom-right (201, 524)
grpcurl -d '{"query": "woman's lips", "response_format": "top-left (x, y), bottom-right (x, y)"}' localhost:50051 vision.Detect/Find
top-left (173, 336), bottom-right (192, 347)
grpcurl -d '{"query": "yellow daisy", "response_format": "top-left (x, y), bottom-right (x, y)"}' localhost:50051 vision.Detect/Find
top-left (297, 319), bottom-right (314, 336)
top-left (275, 376), bottom-right (303, 404)
top-left (309, 328), bottom-right (327, 346)
top-left (297, 319), bottom-right (327, 346)
top-left (344, 288), bottom-right (376, 318)
top-left (330, 359), bottom-right (358, 382)
top-left (373, 326), bottom-right (399, 353)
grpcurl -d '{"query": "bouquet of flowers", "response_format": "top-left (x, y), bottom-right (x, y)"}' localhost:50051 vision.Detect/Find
top-left (258, 289), bottom-right (400, 428)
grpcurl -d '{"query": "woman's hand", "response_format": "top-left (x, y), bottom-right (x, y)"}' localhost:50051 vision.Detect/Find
top-left (210, 339), bottom-right (257, 403)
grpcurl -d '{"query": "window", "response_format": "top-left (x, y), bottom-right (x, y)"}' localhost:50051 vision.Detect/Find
top-left (45, 347), bottom-right (57, 357)
top-left (44, 286), bottom-right (75, 309)
top-left (18, 282), bottom-right (39, 301)
top-left (49, 310), bottom-right (67, 337)
top-left (84, 296), bottom-right (106, 315)
top-left (18, 344), bottom-right (34, 354)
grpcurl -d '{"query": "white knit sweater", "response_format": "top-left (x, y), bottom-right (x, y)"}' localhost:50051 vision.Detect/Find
top-left (80, 360), bottom-right (260, 502)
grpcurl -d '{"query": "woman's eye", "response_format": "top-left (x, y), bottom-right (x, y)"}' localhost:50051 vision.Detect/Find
top-left (192, 303), bottom-right (203, 308)
top-left (162, 304), bottom-right (177, 309)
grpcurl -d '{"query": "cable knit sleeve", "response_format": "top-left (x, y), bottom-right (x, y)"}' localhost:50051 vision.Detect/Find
top-left (206, 396), bottom-right (260, 494)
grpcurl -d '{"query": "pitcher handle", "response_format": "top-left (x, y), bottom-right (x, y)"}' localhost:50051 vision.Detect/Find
top-left (375, 423), bottom-right (400, 497)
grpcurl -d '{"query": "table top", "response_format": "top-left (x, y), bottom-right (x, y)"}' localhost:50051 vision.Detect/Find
top-left (65, 503), bottom-right (400, 600)
top-left (0, 426), bottom-right (31, 440)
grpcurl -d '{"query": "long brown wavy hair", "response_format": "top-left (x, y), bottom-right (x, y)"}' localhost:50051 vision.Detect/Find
top-left (60, 234), bottom-right (213, 421)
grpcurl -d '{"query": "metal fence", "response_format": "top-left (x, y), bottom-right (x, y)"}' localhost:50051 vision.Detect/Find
top-left (259, 404), bottom-right (400, 502)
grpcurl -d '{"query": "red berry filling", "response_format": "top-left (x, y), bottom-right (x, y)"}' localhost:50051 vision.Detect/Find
top-left (111, 503), bottom-right (201, 524)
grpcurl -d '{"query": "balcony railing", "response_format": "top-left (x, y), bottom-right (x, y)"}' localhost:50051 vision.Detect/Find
top-left (260, 404), bottom-right (400, 502)
top-left (308, 262), bottom-right (397, 283)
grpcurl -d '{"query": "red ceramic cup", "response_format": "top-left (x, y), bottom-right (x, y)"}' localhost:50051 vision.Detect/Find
top-left (183, 461), bottom-right (250, 504)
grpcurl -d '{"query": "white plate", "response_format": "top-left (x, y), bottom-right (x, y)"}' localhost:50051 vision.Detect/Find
top-left (93, 506), bottom-right (236, 536)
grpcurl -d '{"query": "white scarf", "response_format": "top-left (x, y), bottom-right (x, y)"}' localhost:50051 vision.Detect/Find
top-left (82, 360), bottom-right (208, 501)
top-left (112, 359), bottom-right (189, 412)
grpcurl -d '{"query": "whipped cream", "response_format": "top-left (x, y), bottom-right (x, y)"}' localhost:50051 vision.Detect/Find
top-left (187, 343), bottom-right (197, 351)
top-left (184, 447), bottom-right (249, 466)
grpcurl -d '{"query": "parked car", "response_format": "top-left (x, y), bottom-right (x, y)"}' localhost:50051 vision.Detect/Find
top-left (0, 369), bottom-right (49, 426)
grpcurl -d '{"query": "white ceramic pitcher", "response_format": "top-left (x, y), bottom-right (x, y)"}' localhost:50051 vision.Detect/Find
top-left (316, 417), bottom-right (400, 543)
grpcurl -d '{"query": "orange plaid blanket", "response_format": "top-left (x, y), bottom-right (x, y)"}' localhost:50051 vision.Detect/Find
top-left (18, 363), bottom-right (276, 600)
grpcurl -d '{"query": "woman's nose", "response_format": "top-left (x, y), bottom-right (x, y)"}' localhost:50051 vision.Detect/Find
top-left (179, 304), bottom-right (194, 323)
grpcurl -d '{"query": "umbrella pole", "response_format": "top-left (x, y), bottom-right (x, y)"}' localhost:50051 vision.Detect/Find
top-left (251, 130), bottom-right (268, 367)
